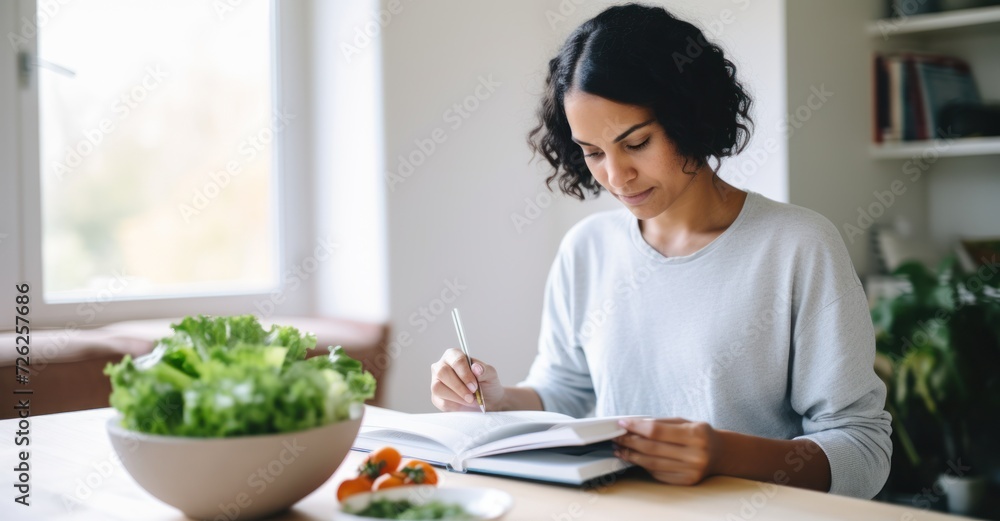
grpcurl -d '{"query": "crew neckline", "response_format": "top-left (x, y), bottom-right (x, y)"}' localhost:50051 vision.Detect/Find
top-left (627, 190), bottom-right (758, 265)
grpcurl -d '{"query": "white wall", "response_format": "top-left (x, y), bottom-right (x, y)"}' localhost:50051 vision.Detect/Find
top-left (923, 30), bottom-right (1000, 249)
top-left (929, 158), bottom-right (1000, 247)
top-left (669, 0), bottom-right (788, 200)
top-left (379, 0), bottom-right (788, 412)
top-left (380, 0), bottom-right (560, 412)
top-left (0, 1), bottom-right (21, 331)
top-left (307, 0), bottom-right (389, 323)
top-left (786, 0), bottom-right (914, 275)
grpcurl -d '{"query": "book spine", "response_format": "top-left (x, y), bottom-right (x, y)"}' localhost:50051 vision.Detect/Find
top-left (888, 57), bottom-right (902, 142)
top-left (904, 55), bottom-right (923, 141)
top-left (874, 54), bottom-right (887, 144)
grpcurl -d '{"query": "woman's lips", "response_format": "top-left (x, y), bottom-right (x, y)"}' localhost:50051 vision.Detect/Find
top-left (617, 187), bottom-right (653, 205)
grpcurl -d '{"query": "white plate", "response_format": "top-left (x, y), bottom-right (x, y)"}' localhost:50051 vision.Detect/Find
top-left (336, 485), bottom-right (513, 520)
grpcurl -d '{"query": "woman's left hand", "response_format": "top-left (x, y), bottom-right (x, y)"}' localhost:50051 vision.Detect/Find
top-left (612, 418), bottom-right (720, 486)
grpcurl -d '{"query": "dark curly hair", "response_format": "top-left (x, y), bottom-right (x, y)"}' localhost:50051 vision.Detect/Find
top-left (528, 3), bottom-right (754, 200)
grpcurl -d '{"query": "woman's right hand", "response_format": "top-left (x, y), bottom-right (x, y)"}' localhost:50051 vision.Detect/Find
top-left (430, 348), bottom-right (505, 412)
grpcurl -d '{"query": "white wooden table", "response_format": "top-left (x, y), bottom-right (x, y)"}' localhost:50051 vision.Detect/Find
top-left (0, 408), bottom-right (965, 520)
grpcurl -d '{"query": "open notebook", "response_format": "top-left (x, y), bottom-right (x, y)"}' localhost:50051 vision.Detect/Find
top-left (351, 406), bottom-right (648, 485)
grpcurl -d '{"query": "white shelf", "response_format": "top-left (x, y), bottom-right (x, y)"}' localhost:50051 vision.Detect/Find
top-left (867, 5), bottom-right (1000, 37)
top-left (870, 136), bottom-right (1000, 159)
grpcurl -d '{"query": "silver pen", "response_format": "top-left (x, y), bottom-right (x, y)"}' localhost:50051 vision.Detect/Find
top-left (451, 308), bottom-right (486, 413)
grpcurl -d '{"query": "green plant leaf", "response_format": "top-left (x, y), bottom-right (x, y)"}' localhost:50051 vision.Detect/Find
top-left (893, 261), bottom-right (937, 306)
top-left (895, 354), bottom-right (911, 415)
top-left (936, 255), bottom-right (957, 281)
top-left (912, 350), bottom-right (938, 416)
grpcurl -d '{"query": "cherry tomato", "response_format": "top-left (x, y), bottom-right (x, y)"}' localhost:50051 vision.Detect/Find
top-left (359, 446), bottom-right (402, 480)
top-left (336, 476), bottom-right (373, 502)
top-left (373, 472), bottom-right (408, 491)
top-left (399, 460), bottom-right (438, 485)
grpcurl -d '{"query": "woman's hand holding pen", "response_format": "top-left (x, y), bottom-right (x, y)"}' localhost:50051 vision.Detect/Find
top-left (430, 348), bottom-right (506, 412)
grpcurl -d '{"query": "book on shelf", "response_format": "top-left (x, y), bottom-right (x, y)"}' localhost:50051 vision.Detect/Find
top-left (872, 51), bottom-right (980, 144)
top-left (351, 405), bottom-right (649, 485)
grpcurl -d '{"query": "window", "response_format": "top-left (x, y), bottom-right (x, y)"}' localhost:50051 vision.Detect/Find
top-left (6, 0), bottom-right (310, 326)
top-left (36, 0), bottom-right (277, 300)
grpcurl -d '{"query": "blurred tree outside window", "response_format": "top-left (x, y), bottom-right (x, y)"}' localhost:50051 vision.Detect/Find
top-left (37, 0), bottom-right (278, 301)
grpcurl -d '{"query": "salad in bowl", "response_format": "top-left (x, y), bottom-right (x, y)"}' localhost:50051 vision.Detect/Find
top-left (104, 314), bottom-right (376, 520)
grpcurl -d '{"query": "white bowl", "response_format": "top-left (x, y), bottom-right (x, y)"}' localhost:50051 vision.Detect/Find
top-left (336, 485), bottom-right (513, 520)
top-left (107, 414), bottom-right (362, 520)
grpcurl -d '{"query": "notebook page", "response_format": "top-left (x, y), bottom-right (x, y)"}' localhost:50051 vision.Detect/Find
top-left (360, 406), bottom-right (574, 453)
top-left (461, 418), bottom-right (632, 461)
top-left (409, 410), bottom-right (578, 452)
top-left (360, 407), bottom-right (474, 451)
top-left (353, 429), bottom-right (454, 467)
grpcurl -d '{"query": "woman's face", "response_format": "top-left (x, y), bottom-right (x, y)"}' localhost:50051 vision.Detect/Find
top-left (563, 89), bottom-right (698, 220)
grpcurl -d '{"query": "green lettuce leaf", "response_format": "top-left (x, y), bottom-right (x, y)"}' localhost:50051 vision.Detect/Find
top-left (104, 315), bottom-right (376, 437)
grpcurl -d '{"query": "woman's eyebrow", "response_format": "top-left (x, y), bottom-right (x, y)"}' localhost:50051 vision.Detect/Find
top-left (571, 118), bottom-right (656, 146)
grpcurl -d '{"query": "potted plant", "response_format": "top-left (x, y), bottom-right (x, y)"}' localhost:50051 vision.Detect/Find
top-left (871, 255), bottom-right (1000, 515)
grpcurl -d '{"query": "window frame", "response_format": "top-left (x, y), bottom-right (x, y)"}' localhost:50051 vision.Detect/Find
top-left (4, 0), bottom-right (313, 329)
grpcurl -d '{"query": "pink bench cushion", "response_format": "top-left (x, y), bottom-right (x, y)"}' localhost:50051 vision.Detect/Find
top-left (0, 316), bottom-right (389, 419)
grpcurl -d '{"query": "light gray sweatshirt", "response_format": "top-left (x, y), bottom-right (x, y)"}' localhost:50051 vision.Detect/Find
top-left (517, 190), bottom-right (892, 499)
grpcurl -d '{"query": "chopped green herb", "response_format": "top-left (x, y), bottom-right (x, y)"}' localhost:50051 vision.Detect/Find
top-left (350, 498), bottom-right (472, 519)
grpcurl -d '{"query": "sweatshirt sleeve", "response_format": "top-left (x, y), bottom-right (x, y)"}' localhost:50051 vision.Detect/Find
top-left (516, 242), bottom-right (596, 418)
top-left (791, 279), bottom-right (893, 499)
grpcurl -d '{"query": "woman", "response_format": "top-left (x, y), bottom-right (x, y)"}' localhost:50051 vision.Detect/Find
top-left (429, 3), bottom-right (891, 499)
